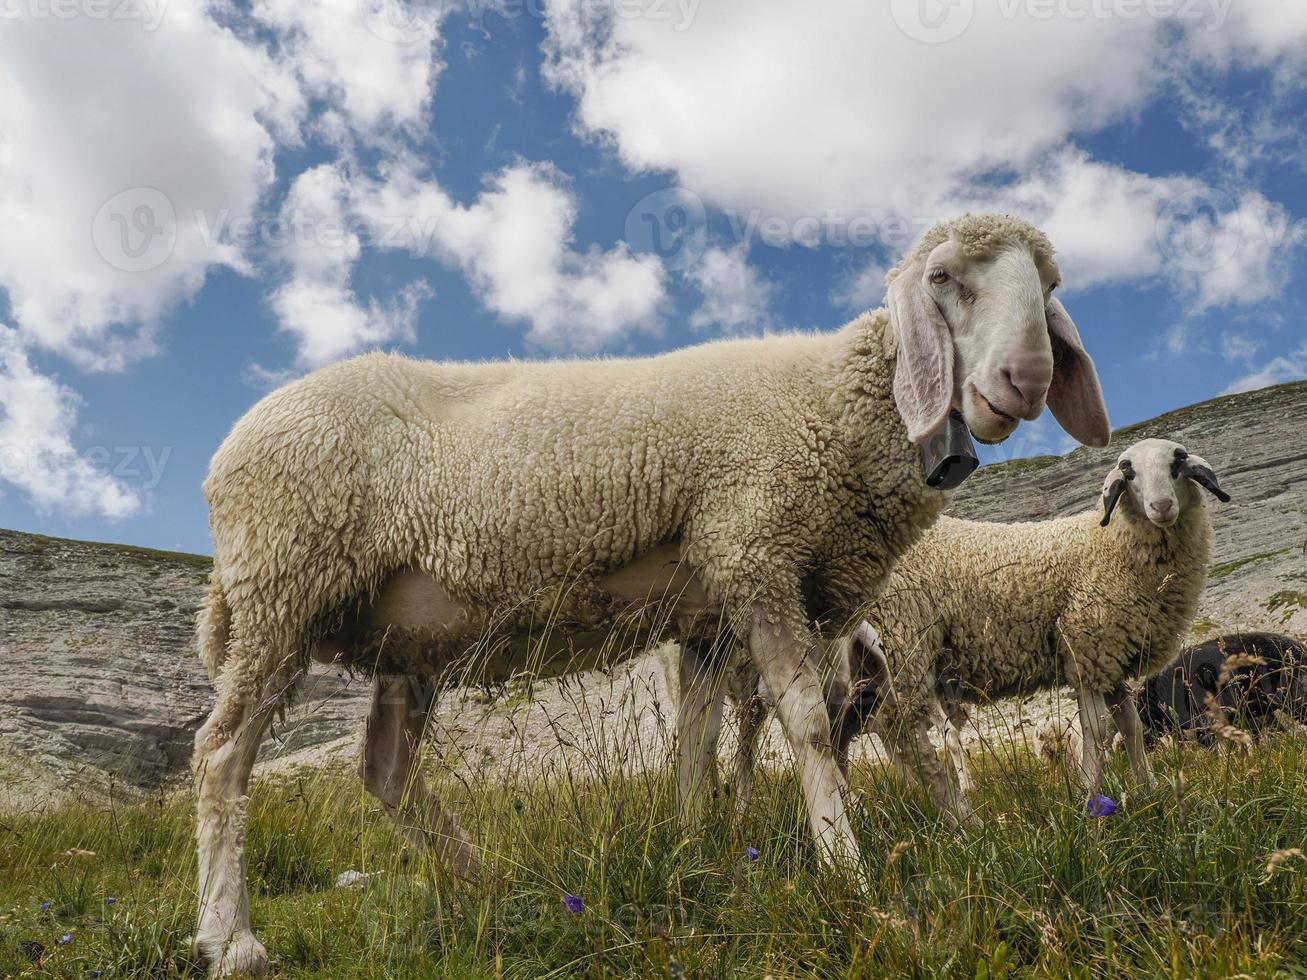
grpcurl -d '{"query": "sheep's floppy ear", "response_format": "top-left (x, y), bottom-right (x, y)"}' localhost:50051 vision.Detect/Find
top-left (1178, 453), bottom-right (1231, 503)
top-left (1045, 297), bottom-right (1111, 448)
top-left (1101, 468), bottom-right (1129, 526)
top-left (888, 260), bottom-right (953, 444)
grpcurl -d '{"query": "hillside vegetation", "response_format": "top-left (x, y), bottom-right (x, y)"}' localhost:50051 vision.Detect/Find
top-left (3, 731), bottom-right (1307, 978)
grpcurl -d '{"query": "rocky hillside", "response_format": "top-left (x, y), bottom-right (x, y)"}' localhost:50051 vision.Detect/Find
top-left (1, 381), bottom-right (1303, 811)
top-left (0, 538), bottom-right (370, 811)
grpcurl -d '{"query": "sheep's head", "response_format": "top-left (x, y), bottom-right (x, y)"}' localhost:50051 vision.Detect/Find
top-left (1100, 437), bottom-right (1231, 528)
top-left (886, 213), bottom-right (1110, 449)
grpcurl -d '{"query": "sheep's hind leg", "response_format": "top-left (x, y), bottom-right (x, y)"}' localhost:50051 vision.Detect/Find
top-left (361, 674), bottom-right (477, 878)
top-left (676, 635), bottom-right (728, 828)
top-left (938, 699), bottom-right (971, 795)
top-left (1107, 683), bottom-right (1155, 789)
top-left (885, 714), bottom-right (974, 828)
top-left (732, 684), bottom-right (769, 815)
top-left (193, 632), bottom-right (299, 977)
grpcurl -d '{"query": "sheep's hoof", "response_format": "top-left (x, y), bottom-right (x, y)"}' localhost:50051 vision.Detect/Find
top-left (200, 930), bottom-right (268, 978)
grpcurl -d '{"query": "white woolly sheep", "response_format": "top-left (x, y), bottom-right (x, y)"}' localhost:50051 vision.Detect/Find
top-left (190, 213), bottom-right (1109, 975)
top-left (687, 438), bottom-right (1229, 823)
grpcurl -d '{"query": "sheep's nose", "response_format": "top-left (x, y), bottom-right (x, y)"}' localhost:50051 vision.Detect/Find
top-left (1149, 499), bottom-right (1174, 519)
top-left (1000, 367), bottom-right (1049, 419)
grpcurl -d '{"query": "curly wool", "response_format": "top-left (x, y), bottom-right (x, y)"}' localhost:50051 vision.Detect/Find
top-left (198, 306), bottom-right (954, 701)
top-left (868, 497), bottom-right (1212, 725)
top-left (884, 213), bottom-right (1058, 287)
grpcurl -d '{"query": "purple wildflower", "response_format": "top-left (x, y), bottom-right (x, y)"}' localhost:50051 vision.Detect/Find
top-left (105, 896), bottom-right (117, 905)
top-left (1087, 794), bottom-right (1117, 818)
top-left (39, 901), bottom-right (50, 911)
top-left (745, 846), bottom-right (760, 862)
top-left (59, 934), bottom-right (72, 945)
top-left (90, 973), bottom-right (103, 978)
top-left (563, 894), bottom-right (583, 915)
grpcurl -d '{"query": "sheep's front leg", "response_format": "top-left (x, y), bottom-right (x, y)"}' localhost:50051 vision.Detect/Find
top-left (1076, 687), bottom-right (1112, 800)
top-left (361, 675), bottom-right (477, 877)
top-left (1107, 683), bottom-right (1155, 789)
top-left (676, 635), bottom-right (728, 826)
top-left (748, 607), bottom-right (863, 873)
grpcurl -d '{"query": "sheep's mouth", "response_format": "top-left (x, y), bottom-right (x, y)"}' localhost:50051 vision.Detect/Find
top-left (980, 394), bottom-right (1016, 423)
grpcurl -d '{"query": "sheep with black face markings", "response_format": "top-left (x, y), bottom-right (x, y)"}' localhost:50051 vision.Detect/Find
top-left (687, 439), bottom-right (1229, 824)
top-left (190, 213), bottom-right (1109, 976)
top-left (844, 437), bottom-right (1228, 820)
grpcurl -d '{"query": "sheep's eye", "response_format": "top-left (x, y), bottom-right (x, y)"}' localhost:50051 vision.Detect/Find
top-left (928, 268), bottom-right (950, 286)
top-left (1048, 279), bottom-right (1061, 293)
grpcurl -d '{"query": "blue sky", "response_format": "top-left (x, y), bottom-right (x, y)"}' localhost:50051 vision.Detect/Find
top-left (1, 0), bottom-right (1305, 555)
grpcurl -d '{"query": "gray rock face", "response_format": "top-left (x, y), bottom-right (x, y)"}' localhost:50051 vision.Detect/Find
top-left (0, 534), bottom-right (370, 810)
top-left (0, 381), bottom-right (1303, 809)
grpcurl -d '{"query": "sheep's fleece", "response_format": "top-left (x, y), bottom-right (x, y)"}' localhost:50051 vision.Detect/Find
top-left (868, 451), bottom-right (1212, 717)
top-left (191, 213), bottom-right (1108, 977)
top-left (202, 324), bottom-right (940, 675)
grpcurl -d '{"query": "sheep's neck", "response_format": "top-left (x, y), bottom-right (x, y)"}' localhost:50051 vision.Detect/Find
top-left (832, 310), bottom-right (935, 490)
top-left (828, 310), bottom-right (948, 556)
top-left (1111, 501), bottom-right (1212, 575)
top-left (1111, 502), bottom-right (1212, 666)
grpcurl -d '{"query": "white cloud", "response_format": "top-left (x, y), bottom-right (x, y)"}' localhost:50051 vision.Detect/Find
top-left (1178, 194), bottom-right (1294, 309)
top-left (0, 1), bottom-right (301, 371)
top-left (687, 247), bottom-right (774, 333)
top-left (0, 326), bottom-right (139, 518)
top-left (356, 162), bottom-right (666, 349)
top-left (833, 260), bottom-right (888, 312)
top-left (1222, 342), bottom-right (1307, 395)
top-left (543, 0), bottom-right (1306, 308)
top-left (269, 165), bottom-right (430, 368)
top-left (1183, 0), bottom-right (1307, 68)
top-left (253, 0), bottom-right (445, 138)
top-left (544, 1), bottom-right (1161, 220)
top-left (1220, 331), bottom-right (1260, 364)
top-left (946, 149), bottom-right (1294, 309)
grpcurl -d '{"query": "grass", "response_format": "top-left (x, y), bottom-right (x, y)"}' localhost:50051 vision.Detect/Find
top-left (4, 731), bottom-right (1307, 978)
